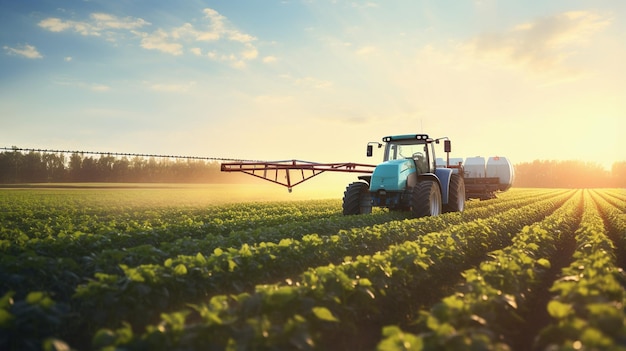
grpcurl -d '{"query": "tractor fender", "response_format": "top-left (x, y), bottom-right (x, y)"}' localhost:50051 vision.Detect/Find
top-left (434, 167), bottom-right (453, 205)
top-left (417, 168), bottom-right (453, 205)
top-left (357, 175), bottom-right (372, 184)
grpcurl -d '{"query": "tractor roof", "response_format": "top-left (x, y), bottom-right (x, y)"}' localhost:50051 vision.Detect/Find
top-left (382, 134), bottom-right (430, 142)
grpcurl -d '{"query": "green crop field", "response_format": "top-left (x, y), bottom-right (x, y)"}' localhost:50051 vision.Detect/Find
top-left (1, 186), bottom-right (625, 351)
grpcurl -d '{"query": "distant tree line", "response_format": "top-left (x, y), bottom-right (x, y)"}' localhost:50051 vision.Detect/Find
top-left (513, 160), bottom-right (626, 188)
top-left (0, 150), bottom-right (624, 187)
top-left (0, 150), bottom-right (243, 184)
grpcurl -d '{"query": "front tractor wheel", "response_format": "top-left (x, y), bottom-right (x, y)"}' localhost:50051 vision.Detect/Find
top-left (342, 181), bottom-right (372, 215)
top-left (411, 180), bottom-right (442, 218)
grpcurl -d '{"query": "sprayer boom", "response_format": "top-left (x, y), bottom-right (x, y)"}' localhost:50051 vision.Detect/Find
top-left (220, 159), bottom-right (376, 192)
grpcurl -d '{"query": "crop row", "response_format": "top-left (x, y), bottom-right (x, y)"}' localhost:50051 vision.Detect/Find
top-left (0, 211), bottom-right (415, 306)
top-left (0, 196), bottom-right (341, 246)
top-left (378, 189), bottom-right (626, 350)
top-left (0, 189), bottom-right (568, 305)
top-left (0, 189), bottom-right (571, 345)
top-left (1, 189), bottom-right (567, 259)
top-left (534, 190), bottom-right (626, 349)
top-left (590, 190), bottom-right (626, 261)
top-left (1, 188), bottom-right (621, 351)
top-left (68, 190), bottom-right (574, 338)
top-left (378, 189), bottom-right (584, 349)
top-left (81, 191), bottom-right (573, 350)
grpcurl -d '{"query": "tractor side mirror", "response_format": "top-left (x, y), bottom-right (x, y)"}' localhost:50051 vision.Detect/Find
top-left (366, 142), bottom-right (382, 157)
top-left (444, 140), bottom-right (451, 153)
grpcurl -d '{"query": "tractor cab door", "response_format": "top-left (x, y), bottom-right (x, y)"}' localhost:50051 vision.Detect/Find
top-left (413, 152), bottom-right (429, 174)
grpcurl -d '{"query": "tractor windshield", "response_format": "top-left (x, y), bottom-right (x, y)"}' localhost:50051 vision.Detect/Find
top-left (387, 142), bottom-right (427, 161)
top-left (386, 141), bottom-right (431, 174)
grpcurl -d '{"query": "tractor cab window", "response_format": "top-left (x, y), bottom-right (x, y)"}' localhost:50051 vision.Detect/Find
top-left (387, 142), bottom-right (430, 174)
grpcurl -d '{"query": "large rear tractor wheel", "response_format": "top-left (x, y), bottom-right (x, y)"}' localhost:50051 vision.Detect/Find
top-left (342, 181), bottom-right (372, 215)
top-left (444, 174), bottom-right (465, 213)
top-left (411, 180), bottom-right (442, 218)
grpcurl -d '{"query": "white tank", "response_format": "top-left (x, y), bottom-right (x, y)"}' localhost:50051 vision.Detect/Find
top-left (464, 157), bottom-right (486, 178)
top-left (486, 156), bottom-right (514, 190)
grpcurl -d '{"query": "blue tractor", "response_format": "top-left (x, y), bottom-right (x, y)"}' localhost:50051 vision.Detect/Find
top-left (342, 134), bottom-right (466, 217)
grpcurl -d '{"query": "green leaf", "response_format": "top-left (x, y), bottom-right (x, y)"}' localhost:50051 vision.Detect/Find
top-left (312, 307), bottom-right (339, 322)
top-left (378, 325), bottom-right (423, 351)
top-left (174, 264), bottom-right (188, 275)
top-left (580, 327), bottom-right (612, 347)
top-left (25, 291), bottom-right (54, 308)
top-left (0, 309), bottom-right (14, 328)
top-left (196, 252), bottom-right (207, 264)
top-left (26, 291), bottom-right (45, 304)
top-left (92, 329), bottom-right (117, 349)
top-left (228, 259), bottom-right (237, 272)
top-left (547, 300), bottom-right (573, 319)
top-left (536, 258), bottom-right (551, 269)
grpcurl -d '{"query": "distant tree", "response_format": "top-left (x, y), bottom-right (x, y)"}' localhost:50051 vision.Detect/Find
top-left (514, 160), bottom-right (613, 188)
top-left (112, 157), bottom-right (131, 182)
top-left (68, 153), bottom-right (83, 182)
top-left (81, 157), bottom-right (98, 182)
top-left (42, 153), bottom-right (66, 182)
top-left (97, 155), bottom-right (116, 182)
top-left (131, 156), bottom-right (146, 182)
top-left (0, 150), bottom-right (17, 183)
top-left (612, 161), bottom-right (626, 187)
top-left (21, 152), bottom-right (47, 183)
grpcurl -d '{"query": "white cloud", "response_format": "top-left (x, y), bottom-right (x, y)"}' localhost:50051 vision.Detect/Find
top-left (228, 32), bottom-right (255, 43)
top-left (263, 56), bottom-right (278, 63)
top-left (139, 29), bottom-right (183, 55)
top-left (37, 7), bottom-right (264, 68)
top-left (90, 13), bottom-right (150, 30)
top-left (3, 44), bottom-right (43, 59)
top-left (203, 8), bottom-right (226, 34)
top-left (241, 45), bottom-right (259, 60)
top-left (90, 84), bottom-right (110, 92)
top-left (38, 18), bottom-right (72, 32)
top-left (467, 11), bottom-right (611, 74)
top-left (144, 7), bottom-right (259, 66)
top-left (38, 13), bottom-right (149, 37)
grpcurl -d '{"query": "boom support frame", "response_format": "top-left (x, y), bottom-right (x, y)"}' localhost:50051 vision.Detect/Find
top-left (220, 160), bottom-right (376, 192)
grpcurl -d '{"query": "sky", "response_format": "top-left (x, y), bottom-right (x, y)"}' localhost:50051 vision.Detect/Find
top-left (1, 0), bottom-right (625, 177)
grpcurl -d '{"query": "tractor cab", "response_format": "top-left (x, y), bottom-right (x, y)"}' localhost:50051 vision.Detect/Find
top-left (381, 134), bottom-right (435, 175)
